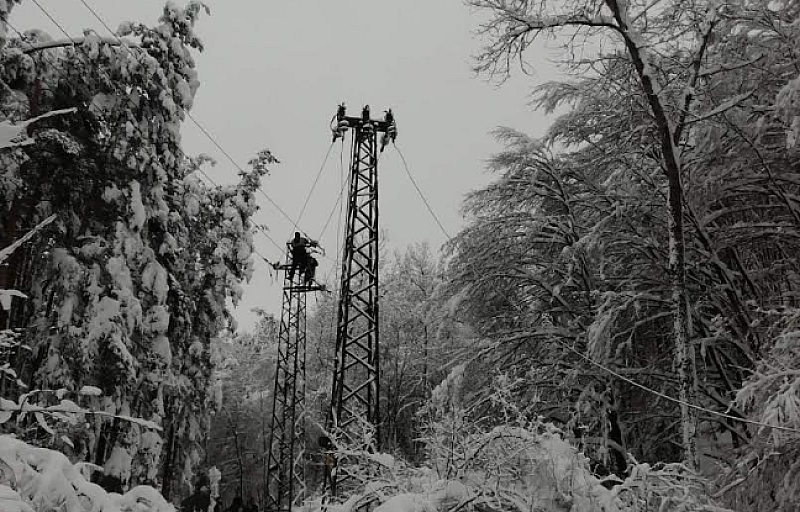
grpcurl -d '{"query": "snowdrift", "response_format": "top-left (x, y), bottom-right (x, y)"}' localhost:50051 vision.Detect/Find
top-left (0, 435), bottom-right (174, 512)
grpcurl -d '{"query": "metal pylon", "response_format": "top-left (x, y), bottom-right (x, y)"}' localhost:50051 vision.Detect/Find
top-left (326, 104), bottom-right (396, 494)
top-left (265, 262), bottom-right (310, 512)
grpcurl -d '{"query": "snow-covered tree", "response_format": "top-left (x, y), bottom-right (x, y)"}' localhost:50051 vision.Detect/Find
top-left (380, 243), bottom-right (461, 460)
top-left (464, 0), bottom-right (800, 477)
top-left (208, 311), bottom-right (278, 504)
top-left (0, 2), bottom-right (274, 499)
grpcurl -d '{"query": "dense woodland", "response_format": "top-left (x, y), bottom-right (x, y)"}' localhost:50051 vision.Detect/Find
top-left (1, 0), bottom-right (800, 511)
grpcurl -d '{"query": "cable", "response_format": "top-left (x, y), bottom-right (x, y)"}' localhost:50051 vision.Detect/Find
top-left (560, 341), bottom-right (800, 434)
top-left (186, 111), bottom-right (301, 231)
top-left (17, 5), bottom-right (281, 268)
top-left (393, 143), bottom-right (452, 241)
top-left (30, 0), bottom-right (71, 38)
top-left (297, 141), bottom-right (335, 226)
top-left (75, 0), bottom-right (118, 37)
top-left (59, 0), bottom-right (293, 263)
top-left (324, 142), bottom-right (347, 342)
top-left (71, 0), bottom-right (307, 238)
top-left (323, 142), bottom-right (347, 287)
top-left (392, 139), bottom-right (799, 437)
top-left (333, 142), bottom-right (346, 282)
top-left (317, 168), bottom-right (350, 243)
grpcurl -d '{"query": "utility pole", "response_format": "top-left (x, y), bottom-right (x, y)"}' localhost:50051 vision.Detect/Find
top-left (325, 104), bottom-right (396, 494)
top-left (265, 253), bottom-right (323, 512)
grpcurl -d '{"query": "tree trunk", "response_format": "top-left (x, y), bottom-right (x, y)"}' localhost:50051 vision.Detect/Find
top-left (606, 0), bottom-right (699, 469)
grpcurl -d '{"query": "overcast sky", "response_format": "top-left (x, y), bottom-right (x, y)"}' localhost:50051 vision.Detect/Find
top-left (11, 0), bottom-right (557, 330)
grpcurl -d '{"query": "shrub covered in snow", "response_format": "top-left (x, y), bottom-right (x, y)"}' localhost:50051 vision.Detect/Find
top-left (0, 435), bottom-right (174, 512)
top-left (310, 365), bottom-right (732, 512)
top-left (309, 426), bottom-right (731, 512)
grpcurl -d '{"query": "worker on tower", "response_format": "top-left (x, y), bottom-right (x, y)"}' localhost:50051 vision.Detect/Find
top-left (332, 102), bottom-right (348, 142)
top-left (304, 253), bottom-right (319, 286)
top-left (288, 231), bottom-right (318, 281)
top-left (381, 109), bottom-right (397, 152)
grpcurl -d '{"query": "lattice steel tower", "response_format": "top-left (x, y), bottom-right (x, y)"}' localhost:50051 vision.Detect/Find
top-left (265, 254), bottom-right (322, 512)
top-left (326, 104), bottom-right (396, 490)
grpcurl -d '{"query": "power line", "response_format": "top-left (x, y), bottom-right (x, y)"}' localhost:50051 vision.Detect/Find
top-left (323, 142), bottom-right (347, 287)
top-left (186, 111), bottom-right (302, 231)
top-left (391, 139), bottom-right (799, 437)
top-left (74, 0), bottom-right (118, 37)
top-left (559, 340), bottom-right (800, 434)
top-left (18, 4), bottom-right (280, 267)
top-left (61, 0), bottom-right (294, 262)
top-left (29, 0), bottom-right (72, 39)
top-left (297, 141), bottom-right (334, 226)
top-left (393, 143), bottom-right (452, 241)
top-left (317, 162), bottom-right (350, 243)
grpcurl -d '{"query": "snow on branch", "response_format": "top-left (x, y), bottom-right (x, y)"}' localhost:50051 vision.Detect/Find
top-left (685, 91), bottom-right (756, 126)
top-left (0, 435), bottom-right (174, 512)
top-left (19, 36), bottom-right (137, 54)
top-left (0, 215), bottom-right (56, 266)
top-left (468, 0), bottom-right (620, 78)
top-left (0, 215), bottom-right (56, 311)
top-left (0, 109), bottom-right (76, 150)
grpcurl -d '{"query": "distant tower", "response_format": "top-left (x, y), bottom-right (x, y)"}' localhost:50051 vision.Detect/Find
top-left (264, 253), bottom-right (322, 512)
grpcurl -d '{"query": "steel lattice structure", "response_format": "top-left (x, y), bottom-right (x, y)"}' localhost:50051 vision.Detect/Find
top-left (326, 105), bottom-right (396, 494)
top-left (265, 265), bottom-right (310, 512)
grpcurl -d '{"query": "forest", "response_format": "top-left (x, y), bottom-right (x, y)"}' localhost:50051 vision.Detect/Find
top-left (1, 0), bottom-right (800, 511)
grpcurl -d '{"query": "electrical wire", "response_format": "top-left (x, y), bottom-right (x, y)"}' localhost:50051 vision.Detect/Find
top-left (391, 137), bottom-right (800, 437)
top-left (333, 141), bottom-right (346, 282)
top-left (322, 141), bottom-right (347, 288)
top-left (186, 110), bottom-right (302, 232)
top-left (53, 0), bottom-right (295, 261)
top-left (560, 342), bottom-right (800, 434)
top-left (317, 159), bottom-right (351, 246)
top-left (297, 141), bottom-right (335, 226)
top-left (29, 0), bottom-right (71, 38)
top-left (393, 143), bottom-right (452, 241)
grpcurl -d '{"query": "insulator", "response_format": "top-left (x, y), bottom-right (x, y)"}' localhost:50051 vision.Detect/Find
top-left (338, 120), bottom-right (350, 128)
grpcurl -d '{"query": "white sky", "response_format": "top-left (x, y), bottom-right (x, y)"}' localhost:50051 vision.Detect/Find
top-left (10, 0), bottom-right (557, 330)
